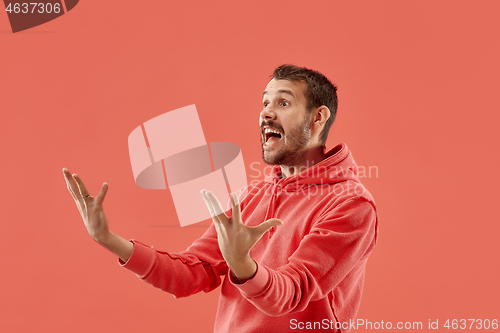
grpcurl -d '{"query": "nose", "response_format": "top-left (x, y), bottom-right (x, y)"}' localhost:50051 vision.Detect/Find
top-left (260, 105), bottom-right (277, 121)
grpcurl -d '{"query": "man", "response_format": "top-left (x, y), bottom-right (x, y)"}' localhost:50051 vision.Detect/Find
top-left (63, 64), bottom-right (378, 333)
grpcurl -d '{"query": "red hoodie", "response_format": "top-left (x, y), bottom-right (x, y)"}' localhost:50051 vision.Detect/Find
top-left (121, 143), bottom-right (378, 332)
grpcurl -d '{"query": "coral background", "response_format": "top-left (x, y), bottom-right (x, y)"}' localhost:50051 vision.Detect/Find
top-left (1, 1), bottom-right (499, 332)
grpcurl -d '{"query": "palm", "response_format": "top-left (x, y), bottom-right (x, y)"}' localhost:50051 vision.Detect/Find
top-left (202, 190), bottom-right (282, 279)
top-left (63, 168), bottom-right (110, 242)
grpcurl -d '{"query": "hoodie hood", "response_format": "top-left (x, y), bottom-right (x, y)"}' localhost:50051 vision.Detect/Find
top-left (262, 143), bottom-right (362, 236)
top-left (264, 143), bottom-right (360, 190)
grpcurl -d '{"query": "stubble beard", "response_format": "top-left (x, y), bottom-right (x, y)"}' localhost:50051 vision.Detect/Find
top-left (261, 114), bottom-right (311, 166)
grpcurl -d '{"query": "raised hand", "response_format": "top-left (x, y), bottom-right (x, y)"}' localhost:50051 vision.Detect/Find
top-left (63, 168), bottom-right (110, 242)
top-left (201, 190), bottom-right (282, 280)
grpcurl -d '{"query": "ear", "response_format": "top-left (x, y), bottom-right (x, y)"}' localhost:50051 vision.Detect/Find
top-left (311, 106), bottom-right (331, 131)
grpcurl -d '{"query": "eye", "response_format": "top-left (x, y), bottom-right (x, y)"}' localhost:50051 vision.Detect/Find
top-left (263, 101), bottom-right (269, 108)
top-left (280, 100), bottom-right (290, 107)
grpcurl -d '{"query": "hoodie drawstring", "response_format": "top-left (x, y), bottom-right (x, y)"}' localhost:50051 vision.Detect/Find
top-left (264, 180), bottom-right (280, 238)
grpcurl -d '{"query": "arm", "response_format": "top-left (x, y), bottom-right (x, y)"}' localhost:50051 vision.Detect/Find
top-left (237, 197), bottom-right (378, 316)
top-left (121, 225), bottom-right (227, 297)
top-left (202, 190), bottom-right (378, 317)
top-left (63, 168), bottom-right (226, 297)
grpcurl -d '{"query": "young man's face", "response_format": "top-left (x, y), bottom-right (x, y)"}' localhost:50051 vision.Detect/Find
top-left (260, 78), bottom-right (312, 166)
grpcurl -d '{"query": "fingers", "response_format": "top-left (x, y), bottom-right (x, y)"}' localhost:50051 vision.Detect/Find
top-left (252, 218), bottom-right (283, 238)
top-left (63, 168), bottom-right (78, 195)
top-left (63, 168), bottom-right (86, 216)
top-left (73, 174), bottom-right (90, 199)
top-left (201, 190), bottom-right (222, 226)
top-left (63, 168), bottom-right (83, 201)
top-left (201, 190), bottom-right (215, 215)
top-left (63, 169), bottom-right (108, 203)
top-left (204, 191), bottom-right (226, 216)
top-left (95, 182), bottom-right (109, 205)
top-left (230, 193), bottom-right (241, 222)
top-left (201, 190), bottom-right (231, 226)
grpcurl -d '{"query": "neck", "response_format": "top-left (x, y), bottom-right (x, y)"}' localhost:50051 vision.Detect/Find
top-left (280, 146), bottom-right (326, 178)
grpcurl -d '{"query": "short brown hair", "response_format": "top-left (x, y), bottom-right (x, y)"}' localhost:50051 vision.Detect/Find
top-left (272, 64), bottom-right (338, 145)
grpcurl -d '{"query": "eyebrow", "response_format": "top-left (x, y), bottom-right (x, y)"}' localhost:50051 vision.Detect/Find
top-left (262, 89), bottom-right (296, 98)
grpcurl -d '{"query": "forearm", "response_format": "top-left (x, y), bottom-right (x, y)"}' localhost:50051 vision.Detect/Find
top-left (120, 229), bottom-right (227, 298)
top-left (96, 231), bottom-right (134, 263)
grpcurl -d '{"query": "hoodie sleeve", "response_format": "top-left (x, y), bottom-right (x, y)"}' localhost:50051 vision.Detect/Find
top-left (119, 223), bottom-right (228, 298)
top-left (229, 196), bottom-right (378, 316)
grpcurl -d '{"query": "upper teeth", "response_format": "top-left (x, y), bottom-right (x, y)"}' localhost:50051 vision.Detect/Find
top-left (264, 128), bottom-right (281, 135)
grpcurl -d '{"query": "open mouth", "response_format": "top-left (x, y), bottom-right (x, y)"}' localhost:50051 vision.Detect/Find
top-left (264, 128), bottom-right (283, 146)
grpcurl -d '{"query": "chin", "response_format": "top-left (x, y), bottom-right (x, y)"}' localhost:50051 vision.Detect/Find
top-left (262, 150), bottom-right (280, 165)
